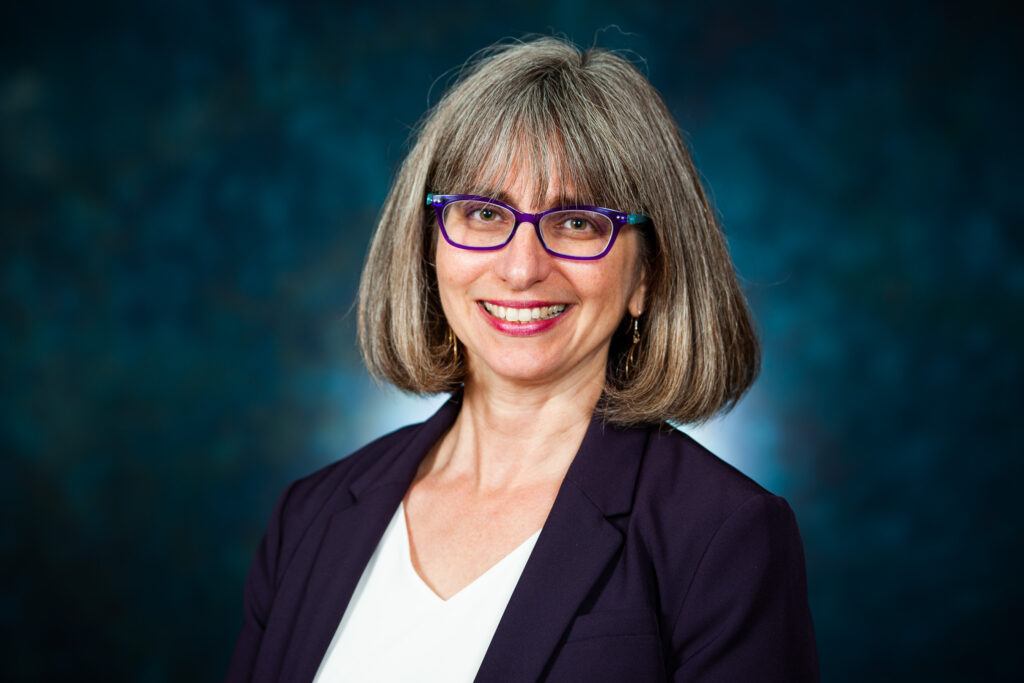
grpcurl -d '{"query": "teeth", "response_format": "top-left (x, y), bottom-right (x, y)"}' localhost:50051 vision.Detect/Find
top-left (482, 302), bottom-right (567, 323)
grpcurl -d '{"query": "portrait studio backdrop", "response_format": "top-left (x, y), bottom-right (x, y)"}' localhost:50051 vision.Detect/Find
top-left (2, 0), bottom-right (1021, 681)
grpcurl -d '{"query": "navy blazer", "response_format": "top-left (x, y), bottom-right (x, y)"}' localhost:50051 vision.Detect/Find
top-left (226, 396), bottom-right (819, 682)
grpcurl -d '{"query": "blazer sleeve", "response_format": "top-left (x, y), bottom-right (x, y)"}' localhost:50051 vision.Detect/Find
top-left (670, 494), bottom-right (820, 682)
top-left (224, 479), bottom-right (299, 683)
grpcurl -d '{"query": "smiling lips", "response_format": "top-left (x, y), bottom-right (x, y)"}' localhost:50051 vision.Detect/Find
top-left (481, 301), bottom-right (568, 323)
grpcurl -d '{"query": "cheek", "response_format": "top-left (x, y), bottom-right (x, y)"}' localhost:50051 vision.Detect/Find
top-left (435, 240), bottom-right (460, 285)
top-left (433, 246), bottom-right (456, 315)
top-left (574, 258), bottom-right (640, 310)
top-left (434, 243), bottom-right (483, 307)
top-left (616, 244), bottom-right (646, 308)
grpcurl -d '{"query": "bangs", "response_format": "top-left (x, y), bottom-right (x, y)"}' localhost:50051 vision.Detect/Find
top-left (427, 63), bottom-right (646, 212)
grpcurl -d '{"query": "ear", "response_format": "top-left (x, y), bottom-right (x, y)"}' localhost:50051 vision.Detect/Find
top-left (627, 264), bottom-right (647, 318)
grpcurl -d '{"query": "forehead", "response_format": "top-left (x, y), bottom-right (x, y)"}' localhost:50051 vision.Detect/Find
top-left (427, 106), bottom-right (648, 217)
top-left (427, 51), bottom-right (650, 215)
top-left (470, 153), bottom-right (584, 210)
top-left (441, 131), bottom-right (599, 209)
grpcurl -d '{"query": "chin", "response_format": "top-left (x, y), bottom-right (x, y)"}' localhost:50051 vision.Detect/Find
top-left (471, 344), bottom-right (606, 388)
top-left (485, 362), bottom-right (561, 385)
top-left (467, 347), bottom-right (561, 383)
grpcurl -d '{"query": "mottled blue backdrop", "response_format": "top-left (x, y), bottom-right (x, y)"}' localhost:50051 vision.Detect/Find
top-left (2, 0), bottom-right (1021, 680)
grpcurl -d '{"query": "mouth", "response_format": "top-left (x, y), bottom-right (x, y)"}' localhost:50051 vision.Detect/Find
top-left (480, 301), bottom-right (569, 324)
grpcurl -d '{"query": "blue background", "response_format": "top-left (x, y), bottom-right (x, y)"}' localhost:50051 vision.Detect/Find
top-left (2, 0), bottom-right (1021, 680)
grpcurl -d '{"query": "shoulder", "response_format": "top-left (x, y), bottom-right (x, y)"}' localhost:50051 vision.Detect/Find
top-left (261, 395), bottom-right (461, 562)
top-left (628, 424), bottom-right (804, 606)
top-left (634, 424), bottom-right (778, 525)
top-left (268, 422), bottom-right (422, 541)
top-left (628, 426), bottom-right (817, 676)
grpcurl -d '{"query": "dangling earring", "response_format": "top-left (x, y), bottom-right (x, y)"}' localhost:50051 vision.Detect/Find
top-left (446, 326), bottom-right (459, 364)
top-left (624, 317), bottom-right (640, 378)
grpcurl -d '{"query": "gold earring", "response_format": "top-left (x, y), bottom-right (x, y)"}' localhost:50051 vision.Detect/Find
top-left (624, 317), bottom-right (640, 378)
top-left (446, 326), bottom-right (459, 364)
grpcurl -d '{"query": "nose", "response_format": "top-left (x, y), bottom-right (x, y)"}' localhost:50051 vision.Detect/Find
top-left (492, 221), bottom-right (552, 290)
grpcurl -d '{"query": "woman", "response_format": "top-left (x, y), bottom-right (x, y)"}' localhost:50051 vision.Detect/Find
top-left (227, 38), bottom-right (819, 682)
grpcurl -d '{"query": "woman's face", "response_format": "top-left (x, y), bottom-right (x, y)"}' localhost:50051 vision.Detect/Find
top-left (435, 174), bottom-right (647, 391)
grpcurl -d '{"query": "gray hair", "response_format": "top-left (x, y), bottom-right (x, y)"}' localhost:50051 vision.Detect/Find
top-left (358, 37), bottom-right (759, 426)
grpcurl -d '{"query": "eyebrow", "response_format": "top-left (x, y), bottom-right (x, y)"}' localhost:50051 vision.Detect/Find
top-left (472, 189), bottom-right (590, 210)
top-left (483, 189), bottom-right (514, 205)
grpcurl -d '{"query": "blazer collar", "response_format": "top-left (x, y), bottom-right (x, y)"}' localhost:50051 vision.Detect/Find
top-left (348, 393), bottom-right (462, 502)
top-left (285, 395), bottom-right (651, 683)
top-left (476, 409), bottom-right (651, 682)
top-left (349, 393), bottom-right (648, 517)
top-left (560, 412), bottom-right (649, 517)
top-left (281, 396), bottom-right (463, 683)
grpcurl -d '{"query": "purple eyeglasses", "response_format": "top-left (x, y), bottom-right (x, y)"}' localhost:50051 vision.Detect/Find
top-left (427, 193), bottom-right (649, 261)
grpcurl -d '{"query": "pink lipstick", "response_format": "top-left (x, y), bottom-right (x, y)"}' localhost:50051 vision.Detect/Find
top-left (477, 300), bottom-right (571, 337)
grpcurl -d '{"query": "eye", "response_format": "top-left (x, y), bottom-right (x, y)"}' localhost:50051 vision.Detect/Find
top-left (556, 215), bottom-right (597, 233)
top-left (454, 201), bottom-right (513, 230)
top-left (542, 210), bottom-right (613, 242)
top-left (462, 202), bottom-right (508, 222)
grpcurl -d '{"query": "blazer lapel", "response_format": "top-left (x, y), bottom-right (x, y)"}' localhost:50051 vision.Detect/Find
top-left (475, 417), bottom-right (649, 683)
top-left (279, 397), bottom-right (461, 683)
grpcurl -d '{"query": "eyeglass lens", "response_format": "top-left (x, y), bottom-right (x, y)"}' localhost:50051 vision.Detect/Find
top-left (441, 200), bottom-right (614, 258)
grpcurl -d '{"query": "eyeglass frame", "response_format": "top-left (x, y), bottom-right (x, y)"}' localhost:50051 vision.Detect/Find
top-left (426, 193), bottom-right (649, 261)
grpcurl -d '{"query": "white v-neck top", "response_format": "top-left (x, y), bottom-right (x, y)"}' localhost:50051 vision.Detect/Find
top-left (312, 502), bottom-right (541, 683)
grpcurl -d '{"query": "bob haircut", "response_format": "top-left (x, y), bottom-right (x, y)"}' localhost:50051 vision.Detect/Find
top-left (358, 37), bottom-right (759, 426)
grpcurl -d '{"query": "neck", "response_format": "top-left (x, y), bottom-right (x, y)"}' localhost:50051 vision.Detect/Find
top-left (428, 367), bottom-right (604, 492)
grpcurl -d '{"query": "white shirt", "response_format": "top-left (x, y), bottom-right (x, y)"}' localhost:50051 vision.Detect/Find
top-left (313, 502), bottom-right (541, 682)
